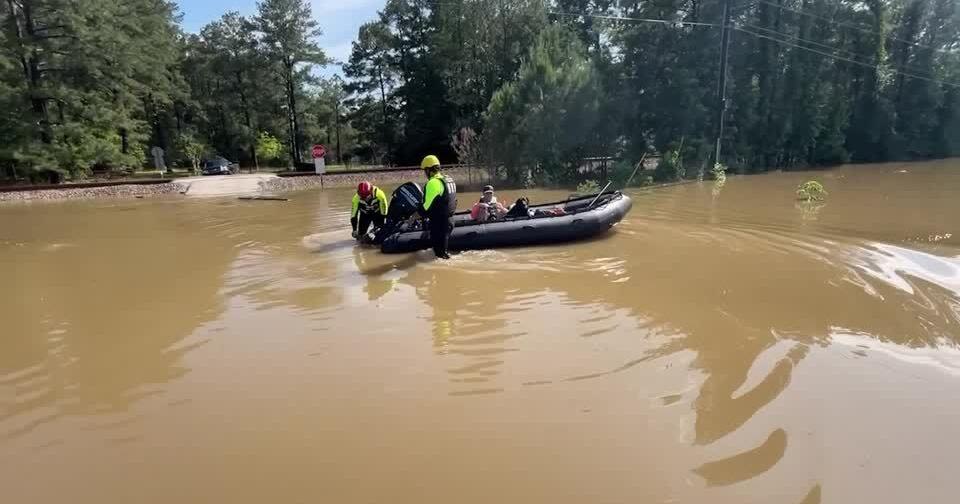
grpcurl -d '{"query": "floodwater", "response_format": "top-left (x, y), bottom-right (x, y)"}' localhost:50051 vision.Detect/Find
top-left (2, 161), bottom-right (960, 503)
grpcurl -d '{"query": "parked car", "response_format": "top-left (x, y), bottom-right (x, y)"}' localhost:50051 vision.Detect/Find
top-left (201, 157), bottom-right (238, 176)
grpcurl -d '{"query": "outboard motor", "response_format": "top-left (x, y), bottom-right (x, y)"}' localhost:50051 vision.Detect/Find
top-left (387, 181), bottom-right (424, 221)
top-left (367, 182), bottom-right (424, 244)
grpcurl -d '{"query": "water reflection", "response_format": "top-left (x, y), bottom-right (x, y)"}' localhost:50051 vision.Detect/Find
top-left (351, 248), bottom-right (401, 301)
top-left (0, 201), bottom-right (233, 442)
top-left (693, 428), bottom-right (788, 486)
top-left (398, 258), bottom-right (522, 395)
top-left (799, 485), bottom-right (823, 504)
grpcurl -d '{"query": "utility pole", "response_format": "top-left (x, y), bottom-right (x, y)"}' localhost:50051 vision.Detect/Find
top-left (335, 99), bottom-right (342, 165)
top-left (714, 0), bottom-right (733, 167)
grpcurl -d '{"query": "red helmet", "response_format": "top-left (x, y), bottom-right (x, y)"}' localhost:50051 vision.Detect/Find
top-left (357, 181), bottom-right (373, 198)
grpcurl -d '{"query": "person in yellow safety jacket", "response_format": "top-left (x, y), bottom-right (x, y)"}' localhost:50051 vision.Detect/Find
top-left (418, 154), bottom-right (457, 259)
top-left (351, 181), bottom-right (388, 240)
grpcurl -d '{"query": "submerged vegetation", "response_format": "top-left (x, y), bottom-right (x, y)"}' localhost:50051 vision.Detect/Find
top-left (575, 180), bottom-right (602, 196)
top-left (796, 181), bottom-right (828, 202)
top-left (712, 163), bottom-right (728, 184)
top-left (2, 0), bottom-right (960, 185)
top-left (711, 163), bottom-right (728, 197)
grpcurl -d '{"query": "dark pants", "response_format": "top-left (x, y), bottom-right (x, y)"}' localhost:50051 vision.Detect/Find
top-left (353, 211), bottom-right (385, 239)
top-left (429, 216), bottom-right (453, 258)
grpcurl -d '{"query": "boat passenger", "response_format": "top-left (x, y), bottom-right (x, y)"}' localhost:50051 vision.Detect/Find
top-left (470, 185), bottom-right (508, 222)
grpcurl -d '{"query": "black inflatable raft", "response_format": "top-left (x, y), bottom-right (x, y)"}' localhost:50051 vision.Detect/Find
top-left (379, 191), bottom-right (633, 254)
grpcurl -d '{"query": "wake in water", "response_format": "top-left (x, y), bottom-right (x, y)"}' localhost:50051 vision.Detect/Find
top-left (301, 230), bottom-right (359, 255)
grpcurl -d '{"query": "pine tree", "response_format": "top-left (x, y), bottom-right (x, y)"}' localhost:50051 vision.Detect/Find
top-left (484, 25), bottom-right (600, 183)
top-left (344, 21), bottom-right (399, 163)
top-left (1, 0), bottom-right (182, 179)
top-left (254, 0), bottom-right (327, 166)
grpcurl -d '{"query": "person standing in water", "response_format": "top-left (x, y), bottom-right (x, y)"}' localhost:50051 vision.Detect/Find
top-left (351, 181), bottom-right (388, 240)
top-left (419, 155), bottom-right (457, 259)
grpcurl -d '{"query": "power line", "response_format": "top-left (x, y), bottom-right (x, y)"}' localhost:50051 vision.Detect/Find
top-left (551, 8), bottom-right (948, 84)
top-left (431, 2), bottom-right (956, 86)
top-left (754, 0), bottom-right (950, 54)
top-left (548, 11), bottom-right (719, 28)
top-left (715, 0), bottom-right (733, 165)
top-left (742, 22), bottom-right (942, 79)
top-left (734, 26), bottom-right (960, 88)
top-left (744, 22), bottom-right (868, 60)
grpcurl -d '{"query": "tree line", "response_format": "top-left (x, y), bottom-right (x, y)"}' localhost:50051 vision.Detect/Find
top-left (1, 0), bottom-right (335, 182)
top-left (2, 0), bottom-right (960, 184)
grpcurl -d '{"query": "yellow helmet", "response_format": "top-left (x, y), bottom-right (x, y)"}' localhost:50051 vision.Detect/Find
top-left (420, 155), bottom-right (440, 169)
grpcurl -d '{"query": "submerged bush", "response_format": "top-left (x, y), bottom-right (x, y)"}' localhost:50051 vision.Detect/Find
top-left (654, 147), bottom-right (684, 182)
top-left (712, 163), bottom-right (727, 183)
top-left (711, 163), bottom-right (728, 197)
top-left (575, 179), bottom-right (600, 195)
top-left (611, 159), bottom-right (656, 187)
top-left (796, 180), bottom-right (827, 201)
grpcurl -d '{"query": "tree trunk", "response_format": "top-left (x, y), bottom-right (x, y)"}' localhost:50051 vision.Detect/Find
top-left (120, 128), bottom-right (129, 154)
top-left (498, 0), bottom-right (508, 85)
top-left (766, 0), bottom-right (785, 168)
top-left (377, 66), bottom-right (391, 161)
top-left (236, 70), bottom-right (258, 170)
top-left (335, 97), bottom-right (342, 164)
top-left (6, 0), bottom-right (52, 144)
top-left (285, 61), bottom-right (302, 165)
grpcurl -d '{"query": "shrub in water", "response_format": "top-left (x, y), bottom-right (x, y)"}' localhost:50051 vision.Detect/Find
top-left (796, 180), bottom-right (827, 202)
top-left (576, 179), bottom-right (600, 195)
top-left (712, 163), bottom-right (727, 183)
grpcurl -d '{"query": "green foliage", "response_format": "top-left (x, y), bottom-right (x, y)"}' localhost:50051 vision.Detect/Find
top-left (711, 163), bottom-right (728, 197)
top-left (654, 148), bottom-right (685, 182)
top-left (608, 159), bottom-right (654, 187)
top-left (177, 135), bottom-right (207, 172)
top-left (4, 0), bottom-right (960, 184)
top-left (796, 181), bottom-right (828, 202)
top-left (0, 0), bottom-right (180, 180)
top-left (575, 180), bottom-right (601, 196)
top-left (256, 133), bottom-right (283, 162)
top-left (344, 21), bottom-right (400, 163)
top-left (176, 134), bottom-right (208, 172)
top-left (255, 0), bottom-right (327, 165)
top-left (483, 24), bottom-right (600, 184)
top-left (609, 161), bottom-right (634, 187)
top-left (182, 12), bottom-right (266, 167)
top-left (711, 163), bottom-right (727, 184)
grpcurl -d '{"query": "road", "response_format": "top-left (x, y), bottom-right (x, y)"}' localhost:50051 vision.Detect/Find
top-left (175, 173), bottom-right (278, 197)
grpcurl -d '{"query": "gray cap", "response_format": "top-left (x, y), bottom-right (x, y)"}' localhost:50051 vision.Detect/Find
top-left (482, 185), bottom-right (494, 194)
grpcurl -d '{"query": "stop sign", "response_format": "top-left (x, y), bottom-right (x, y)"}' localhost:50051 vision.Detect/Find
top-left (312, 144), bottom-right (326, 159)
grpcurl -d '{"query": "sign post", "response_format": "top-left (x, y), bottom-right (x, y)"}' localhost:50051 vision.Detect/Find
top-left (150, 146), bottom-right (166, 176)
top-left (312, 144), bottom-right (326, 175)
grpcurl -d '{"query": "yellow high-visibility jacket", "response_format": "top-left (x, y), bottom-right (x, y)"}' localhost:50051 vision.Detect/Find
top-left (351, 187), bottom-right (388, 218)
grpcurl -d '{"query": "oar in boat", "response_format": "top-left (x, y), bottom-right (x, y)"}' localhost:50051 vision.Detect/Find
top-left (623, 153), bottom-right (648, 188)
top-left (587, 181), bottom-right (613, 209)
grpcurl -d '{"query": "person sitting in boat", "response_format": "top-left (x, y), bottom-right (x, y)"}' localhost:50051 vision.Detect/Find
top-left (470, 185), bottom-right (508, 222)
top-left (351, 181), bottom-right (388, 240)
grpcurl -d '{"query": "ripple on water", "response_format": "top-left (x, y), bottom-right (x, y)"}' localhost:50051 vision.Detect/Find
top-left (851, 242), bottom-right (960, 295)
top-left (842, 242), bottom-right (960, 339)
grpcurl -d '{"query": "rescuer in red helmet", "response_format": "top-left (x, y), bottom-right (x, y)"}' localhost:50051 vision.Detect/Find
top-left (351, 181), bottom-right (388, 240)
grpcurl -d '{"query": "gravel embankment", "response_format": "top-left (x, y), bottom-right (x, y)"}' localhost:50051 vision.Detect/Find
top-left (259, 167), bottom-right (481, 193)
top-left (0, 182), bottom-right (185, 202)
top-left (0, 166), bottom-right (486, 202)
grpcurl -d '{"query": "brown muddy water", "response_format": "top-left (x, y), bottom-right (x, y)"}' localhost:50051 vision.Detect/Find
top-left (2, 161), bottom-right (960, 503)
